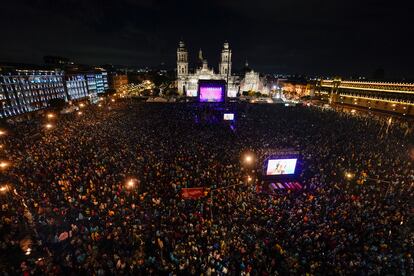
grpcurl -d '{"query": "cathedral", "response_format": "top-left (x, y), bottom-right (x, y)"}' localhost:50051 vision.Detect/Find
top-left (176, 41), bottom-right (239, 97)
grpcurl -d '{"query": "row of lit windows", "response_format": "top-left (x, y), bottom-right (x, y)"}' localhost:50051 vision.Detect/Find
top-left (0, 72), bottom-right (108, 118)
top-left (0, 77), bottom-right (63, 84)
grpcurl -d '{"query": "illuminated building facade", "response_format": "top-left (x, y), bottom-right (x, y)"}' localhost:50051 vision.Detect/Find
top-left (65, 74), bottom-right (88, 100)
top-left (85, 70), bottom-right (108, 103)
top-left (0, 66), bottom-right (109, 118)
top-left (315, 79), bottom-right (414, 116)
top-left (0, 69), bottom-right (65, 118)
top-left (177, 41), bottom-right (239, 97)
top-left (280, 80), bottom-right (312, 100)
top-left (109, 74), bottom-right (128, 93)
top-left (239, 62), bottom-right (270, 95)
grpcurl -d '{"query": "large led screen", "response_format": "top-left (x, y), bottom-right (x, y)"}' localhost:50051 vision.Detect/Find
top-left (266, 158), bottom-right (297, 175)
top-left (223, 113), bottom-right (234, 121)
top-left (199, 87), bottom-right (224, 102)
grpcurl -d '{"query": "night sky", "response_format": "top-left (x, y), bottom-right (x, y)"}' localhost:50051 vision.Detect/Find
top-left (1, 0), bottom-right (412, 78)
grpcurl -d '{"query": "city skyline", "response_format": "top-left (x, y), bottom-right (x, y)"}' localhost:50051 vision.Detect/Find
top-left (0, 0), bottom-right (412, 78)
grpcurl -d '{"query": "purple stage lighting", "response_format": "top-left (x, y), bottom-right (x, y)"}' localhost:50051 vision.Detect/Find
top-left (199, 87), bottom-right (224, 102)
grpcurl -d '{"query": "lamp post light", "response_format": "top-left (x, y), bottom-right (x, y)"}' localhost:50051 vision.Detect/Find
top-left (0, 130), bottom-right (6, 136)
top-left (0, 184), bottom-right (10, 193)
top-left (344, 171), bottom-right (393, 196)
top-left (0, 161), bottom-right (10, 169)
top-left (242, 152), bottom-right (255, 167)
top-left (126, 178), bottom-right (139, 190)
top-left (345, 172), bottom-right (355, 180)
top-left (45, 123), bottom-right (53, 129)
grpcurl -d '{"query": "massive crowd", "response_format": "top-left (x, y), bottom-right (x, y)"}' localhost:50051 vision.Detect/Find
top-left (0, 100), bottom-right (413, 275)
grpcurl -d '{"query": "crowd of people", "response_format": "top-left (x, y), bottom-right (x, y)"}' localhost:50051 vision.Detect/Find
top-left (0, 100), bottom-right (413, 275)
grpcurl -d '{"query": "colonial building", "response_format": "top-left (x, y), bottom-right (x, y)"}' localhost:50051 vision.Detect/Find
top-left (314, 79), bottom-right (414, 116)
top-left (176, 41), bottom-right (239, 97)
top-left (108, 74), bottom-right (128, 94)
top-left (0, 69), bottom-right (66, 118)
top-left (0, 65), bottom-right (109, 118)
top-left (239, 62), bottom-right (270, 95)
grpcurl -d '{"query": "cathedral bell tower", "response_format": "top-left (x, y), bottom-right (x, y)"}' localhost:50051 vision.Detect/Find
top-left (177, 41), bottom-right (188, 77)
top-left (219, 42), bottom-right (232, 77)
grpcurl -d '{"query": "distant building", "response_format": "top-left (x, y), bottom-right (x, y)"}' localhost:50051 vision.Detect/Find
top-left (64, 74), bottom-right (88, 100)
top-left (0, 65), bottom-right (109, 118)
top-left (280, 79), bottom-right (312, 100)
top-left (239, 61), bottom-right (270, 95)
top-left (176, 41), bottom-right (239, 97)
top-left (43, 56), bottom-right (74, 66)
top-left (0, 68), bottom-right (66, 118)
top-left (315, 79), bottom-right (414, 116)
top-left (109, 74), bottom-right (128, 93)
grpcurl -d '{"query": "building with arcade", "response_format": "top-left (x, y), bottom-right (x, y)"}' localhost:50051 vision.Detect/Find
top-left (314, 79), bottom-right (414, 116)
top-left (176, 41), bottom-right (239, 98)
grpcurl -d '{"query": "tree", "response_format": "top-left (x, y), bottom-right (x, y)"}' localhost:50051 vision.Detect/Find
top-left (242, 91), bottom-right (249, 97)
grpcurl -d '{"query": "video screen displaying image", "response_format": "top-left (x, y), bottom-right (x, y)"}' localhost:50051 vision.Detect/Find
top-left (199, 87), bottom-right (224, 102)
top-left (266, 158), bottom-right (297, 175)
top-left (223, 113), bottom-right (234, 120)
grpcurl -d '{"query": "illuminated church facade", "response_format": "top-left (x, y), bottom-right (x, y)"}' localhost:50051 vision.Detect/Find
top-left (176, 41), bottom-right (239, 97)
top-left (239, 61), bottom-right (270, 95)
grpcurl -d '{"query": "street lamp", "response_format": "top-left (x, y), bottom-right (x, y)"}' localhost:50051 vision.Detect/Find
top-left (77, 111), bottom-right (83, 116)
top-left (0, 130), bottom-right (6, 136)
top-left (345, 172), bottom-right (355, 180)
top-left (126, 178), bottom-right (138, 189)
top-left (79, 103), bottom-right (85, 108)
top-left (242, 153), bottom-right (255, 166)
top-left (45, 123), bottom-right (53, 129)
top-left (0, 161), bottom-right (10, 169)
top-left (47, 113), bottom-right (55, 119)
top-left (0, 185), bottom-right (9, 193)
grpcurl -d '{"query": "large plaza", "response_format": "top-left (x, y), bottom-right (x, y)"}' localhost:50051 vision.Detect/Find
top-left (1, 101), bottom-right (412, 274)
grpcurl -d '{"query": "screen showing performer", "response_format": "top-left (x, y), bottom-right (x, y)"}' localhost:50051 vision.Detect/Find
top-left (266, 158), bottom-right (297, 175)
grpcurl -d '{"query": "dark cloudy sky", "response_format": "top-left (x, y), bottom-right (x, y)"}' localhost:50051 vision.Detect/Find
top-left (1, 0), bottom-right (413, 78)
